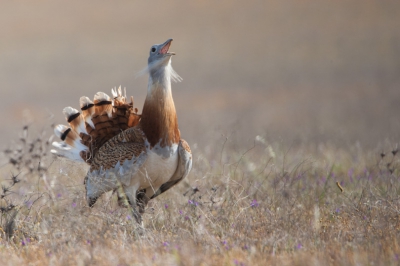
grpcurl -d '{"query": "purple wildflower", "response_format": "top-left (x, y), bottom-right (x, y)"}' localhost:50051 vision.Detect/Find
top-left (179, 210), bottom-right (183, 215)
top-left (296, 173), bottom-right (303, 179)
top-left (72, 202), bottom-right (77, 208)
top-left (348, 168), bottom-right (354, 178)
top-left (126, 215), bottom-right (132, 220)
top-left (165, 204), bottom-right (168, 209)
top-left (57, 193), bottom-right (62, 198)
top-left (188, 200), bottom-right (193, 205)
top-left (250, 199), bottom-right (259, 208)
top-left (163, 241), bottom-right (169, 247)
top-left (297, 243), bottom-right (302, 249)
top-left (21, 238), bottom-right (30, 246)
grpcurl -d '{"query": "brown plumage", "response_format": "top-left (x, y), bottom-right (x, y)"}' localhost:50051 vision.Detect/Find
top-left (141, 85), bottom-right (180, 147)
top-left (89, 127), bottom-right (146, 171)
top-left (52, 39), bottom-right (192, 225)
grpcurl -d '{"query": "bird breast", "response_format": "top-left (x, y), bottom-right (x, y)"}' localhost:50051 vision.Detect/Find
top-left (135, 142), bottom-right (179, 190)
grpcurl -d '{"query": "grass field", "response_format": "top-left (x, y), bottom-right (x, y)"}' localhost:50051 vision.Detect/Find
top-left (0, 125), bottom-right (399, 265)
top-left (1, 1), bottom-right (400, 265)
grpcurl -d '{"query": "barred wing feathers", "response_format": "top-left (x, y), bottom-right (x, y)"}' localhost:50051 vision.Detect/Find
top-left (84, 127), bottom-right (148, 202)
top-left (51, 87), bottom-right (141, 164)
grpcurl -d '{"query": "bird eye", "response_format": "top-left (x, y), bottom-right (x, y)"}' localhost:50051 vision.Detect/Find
top-left (151, 47), bottom-right (156, 53)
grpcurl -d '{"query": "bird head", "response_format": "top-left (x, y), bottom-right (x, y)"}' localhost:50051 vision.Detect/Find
top-left (148, 38), bottom-right (175, 66)
top-left (144, 38), bottom-right (182, 83)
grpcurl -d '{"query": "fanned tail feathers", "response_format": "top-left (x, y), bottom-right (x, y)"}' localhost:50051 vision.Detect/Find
top-left (63, 107), bottom-right (86, 134)
top-left (79, 96), bottom-right (95, 128)
top-left (51, 86), bottom-right (141, 164)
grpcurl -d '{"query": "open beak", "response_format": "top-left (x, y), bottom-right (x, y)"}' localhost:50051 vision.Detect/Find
top-left (160, 38), bottom-right (175, 55)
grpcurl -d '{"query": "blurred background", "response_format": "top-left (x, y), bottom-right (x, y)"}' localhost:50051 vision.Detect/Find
top-left (0, 0), bottom-right (399, 150)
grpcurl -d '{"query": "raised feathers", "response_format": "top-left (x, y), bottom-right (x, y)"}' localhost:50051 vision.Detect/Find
top-left (52, 39), bottom-right (192, 224)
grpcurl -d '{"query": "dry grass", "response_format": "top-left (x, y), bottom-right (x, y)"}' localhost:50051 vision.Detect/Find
top-left (1, 1), bottom-right (399, 265)
top-left (0, 126), bottom-right (399, 265)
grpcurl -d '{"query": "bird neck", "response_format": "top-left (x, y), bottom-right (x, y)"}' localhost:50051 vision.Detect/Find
top-left (141, 65), bottom-right (180, 148)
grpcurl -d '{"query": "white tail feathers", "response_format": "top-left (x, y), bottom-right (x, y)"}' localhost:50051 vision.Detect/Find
top-left (62, 107), bottom-right (86, 134)
top-left (111, 86), bottom-right (127, 101)
top-left (63, 106), bottom-right (78, 118)
top-left (51, 125), bottom-right (87, 162)
top-left (80, 96), bottom-right (94, 109)
top-left (94, 92), bottom-right (113, 118)
top-left (52, 88), bottom-right (140, 163)
top-left (112, 86), bottom-right (134, 108)
top-left (94, 91), bottom-right (111, 102)
top-left (80, 96), bottom-right (95, 128)
top-left (51, 142), bottom-right (84, 162)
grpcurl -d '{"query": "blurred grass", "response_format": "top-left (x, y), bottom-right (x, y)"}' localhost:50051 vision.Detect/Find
top-left (0, 0), bottom-right (400, 149)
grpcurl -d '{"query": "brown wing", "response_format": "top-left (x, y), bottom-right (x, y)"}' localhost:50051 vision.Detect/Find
top-left (84, 127), bottom-right (148, 207)
top-left (53, 88), bottom-right (141, 164)
top-left (89, 127), bottom-right (146, 171)
top-left (78, 89), bottom-right (141, 164)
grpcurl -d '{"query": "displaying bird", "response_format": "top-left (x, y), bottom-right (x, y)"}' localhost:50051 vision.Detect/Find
top-left (51, 39), bottom-right (192, 224)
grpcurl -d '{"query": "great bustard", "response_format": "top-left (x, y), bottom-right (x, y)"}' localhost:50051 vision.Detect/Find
top-left (51, 39), bottom-right (192, 224)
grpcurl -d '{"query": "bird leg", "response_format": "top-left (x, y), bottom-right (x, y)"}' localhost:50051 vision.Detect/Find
top-left (130, 204), bottom-right (142, 225)
top-left (124, 186), bottom-right (143, 225)
top-left (136, 189), bottom-right (150, 214)
top-left (88, 196), bottom-right (98, 208)
top-left (115, 185), bottom-right (130, 208)
top-left (115, 187), bottom-right (149, 215)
